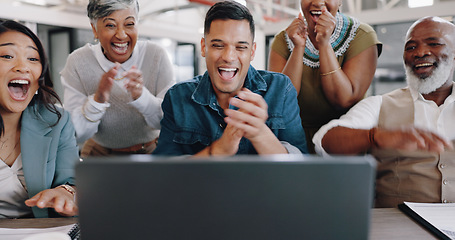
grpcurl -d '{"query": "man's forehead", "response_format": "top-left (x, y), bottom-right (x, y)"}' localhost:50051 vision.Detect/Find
top-left (407, 21), bottom-right (448, 41)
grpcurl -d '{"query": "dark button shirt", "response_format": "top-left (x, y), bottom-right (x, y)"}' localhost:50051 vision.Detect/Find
top-left (153, 65), bottom-right (307, 155)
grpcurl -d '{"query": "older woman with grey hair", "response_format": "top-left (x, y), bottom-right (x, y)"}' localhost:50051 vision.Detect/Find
top-left (61, 0), bottom-right (175, 157)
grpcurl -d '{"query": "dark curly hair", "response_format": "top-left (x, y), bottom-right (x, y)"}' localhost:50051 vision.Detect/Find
top-left (0, 20), bottom-right (62, 136)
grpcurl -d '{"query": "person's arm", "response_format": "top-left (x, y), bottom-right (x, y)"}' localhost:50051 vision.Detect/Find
top-left (313, 95), bottom-right (382, 155)
top-left (268, 15), bottom-right (307, 94)
top-left (322, 126), bottom-right (453, 154)
top-left (128, 48), bottom-right (176, 129)
top-left (25, 111), bottom-right (79, 216)
top-left (318, 44), bottom-right (378, 109)
top-left (61, 65), bottom-right (117, 143)
top-left (315, 8), bottom-right (378, 110)
top-left (224, 88), bottom-right (287, 155)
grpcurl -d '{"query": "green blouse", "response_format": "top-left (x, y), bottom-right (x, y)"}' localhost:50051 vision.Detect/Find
top-left (271, 16), bottom-right (382, 152)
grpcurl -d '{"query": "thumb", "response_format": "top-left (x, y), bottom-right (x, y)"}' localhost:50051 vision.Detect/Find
top-left (298, 12), bottom-right (304, 20)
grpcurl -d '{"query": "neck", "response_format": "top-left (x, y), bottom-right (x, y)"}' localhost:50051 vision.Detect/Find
top-left (422, 81), bottom-right (453, 106)
top-left (0, 111), bottom-right (22, 138)
top-left (216, 92), bottom-right (237, 110)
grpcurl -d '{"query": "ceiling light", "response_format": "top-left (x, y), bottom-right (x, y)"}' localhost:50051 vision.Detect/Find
top-left (408, 0), bottom-right (433, 8)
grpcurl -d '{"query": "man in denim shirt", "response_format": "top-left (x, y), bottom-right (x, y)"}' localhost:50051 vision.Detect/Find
top-left (153, 1), bottom-right (307, 156)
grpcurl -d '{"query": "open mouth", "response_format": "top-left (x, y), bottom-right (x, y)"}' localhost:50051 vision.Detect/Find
top-left (8, 79), bottom-right (30, 100)
top-left (218, 67), bottom-right (238, 80)
top-left (310, 10), bottom-right (323, 22)
top-left (111, 42), bottom-right (129, 55)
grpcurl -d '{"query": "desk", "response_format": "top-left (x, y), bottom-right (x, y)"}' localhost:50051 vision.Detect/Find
top-left (0, 209), bottom-right (437, 239)
top-left (370, 208), bottom-right (437, 239)
top-left (0, 217), bottom-right (77, 228)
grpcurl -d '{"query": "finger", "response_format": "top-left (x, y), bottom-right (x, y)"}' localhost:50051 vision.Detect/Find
top-left (298, 12), bottom-right (304, 21)
top-left (225, 116), bottom-right (257, 134)
top-left (34, 193), bottom-right (55, 209)
top-left (238, 89), bottom-right (267, 109)
top-left (53, 196), bottom-right (66, 213)
top-left (106, 63), bottom-right (121, 78)
top-left (224, 108), bottom-right (264, 132)
top-left (228, 97), bottom-right (267, 121)
top-left (25, 193), bottom-right (42, 207)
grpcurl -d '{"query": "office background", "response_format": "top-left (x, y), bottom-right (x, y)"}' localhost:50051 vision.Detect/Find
top-left (1, 0), bottom-right (454, 102)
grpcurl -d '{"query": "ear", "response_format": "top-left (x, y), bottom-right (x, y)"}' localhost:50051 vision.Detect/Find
top-left (200, 37), bottom-right (206, 58)
top-left (91, 23), bottom-right (98, 39)
top-left (250, 42), bottom-right (256, 61)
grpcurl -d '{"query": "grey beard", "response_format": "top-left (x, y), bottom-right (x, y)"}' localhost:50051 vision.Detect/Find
top-left (405, 59), bottom-right (453, 94)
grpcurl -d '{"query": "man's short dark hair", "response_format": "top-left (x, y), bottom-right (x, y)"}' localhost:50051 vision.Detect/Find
top-left (204, 1), bottom-right (255, 40)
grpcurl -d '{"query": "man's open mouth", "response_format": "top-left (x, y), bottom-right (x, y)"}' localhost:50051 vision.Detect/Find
top-left (219, 67), bottom-right (238, 80)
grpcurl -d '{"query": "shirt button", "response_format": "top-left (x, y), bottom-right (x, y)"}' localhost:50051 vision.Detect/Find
top-left (440, 164), bottom-right (445, 169)
top-left (219, 124), bottom-right (223, 128)
top-left (443, 179), bottom-right (449, 185)
top-left (443, 199), bottom-right (448, 203)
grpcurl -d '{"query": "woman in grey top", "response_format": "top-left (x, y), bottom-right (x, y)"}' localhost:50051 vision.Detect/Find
top-left (61, 0), bottom-right (175, 157)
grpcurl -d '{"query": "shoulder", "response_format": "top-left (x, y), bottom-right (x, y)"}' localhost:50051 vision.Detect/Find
top-left (357, 22), bottom-right (376, 34)
top-left (257, 70), bottom-right (293, 89)
top-left (165, 77), bottom-right (200, 96)
top-left (23, 103), bottom-right (71, 128)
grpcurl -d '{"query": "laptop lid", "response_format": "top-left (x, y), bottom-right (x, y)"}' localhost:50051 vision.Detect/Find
top-left (76, 154), bottom-right (376, 240)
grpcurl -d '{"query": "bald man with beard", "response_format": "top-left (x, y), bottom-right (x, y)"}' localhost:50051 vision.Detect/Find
top-left (312, 16), bottom-right (455, 208)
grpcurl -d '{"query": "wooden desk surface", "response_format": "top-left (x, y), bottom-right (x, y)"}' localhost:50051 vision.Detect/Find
top-left (0, 209), bottom-right (438, 239)
top-left (370, 208), bottom-right (437, 239)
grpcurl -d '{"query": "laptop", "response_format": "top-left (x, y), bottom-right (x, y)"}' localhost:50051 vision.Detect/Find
top-left (76, 154), bottom-right (376, 240)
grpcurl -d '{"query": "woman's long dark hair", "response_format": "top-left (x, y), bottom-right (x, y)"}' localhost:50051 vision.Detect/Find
top-left (0, 20), bottom-right (62, 136)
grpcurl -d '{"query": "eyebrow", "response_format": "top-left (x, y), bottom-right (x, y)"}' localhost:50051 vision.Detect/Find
top-left (103, 16), bottom-right (136, 23)
top-left (210, 39), bottom-right (250, 45)
top-left (0, 42), bottom-right (38, 51)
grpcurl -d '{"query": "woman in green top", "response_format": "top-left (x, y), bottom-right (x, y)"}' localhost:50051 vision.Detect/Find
top-left (268, 0), bottom-right (382, 153)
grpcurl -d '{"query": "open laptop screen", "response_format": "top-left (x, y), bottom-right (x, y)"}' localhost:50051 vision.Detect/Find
top-left (76, 154), bottom-right (376, 240)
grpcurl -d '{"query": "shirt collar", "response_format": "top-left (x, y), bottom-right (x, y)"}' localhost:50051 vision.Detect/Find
top-left (409, 82), bottom-right (455, 104)
top-left (192, 65), bottom-right (267, 106)
top-left (90, 42), bottom-right (142, 77)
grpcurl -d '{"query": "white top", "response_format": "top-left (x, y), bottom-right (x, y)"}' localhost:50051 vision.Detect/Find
top-left (313, 84), bottom-right (455, 155)
top-left (0, 154), bottom-right (33, 218)
top-left (61, 41), bottom-right (175, 147)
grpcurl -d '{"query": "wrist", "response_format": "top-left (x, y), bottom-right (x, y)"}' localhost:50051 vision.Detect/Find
top-left (368, 128), bottom-right (378, 148)
top-left (58, 184), bottom-right (76, 200)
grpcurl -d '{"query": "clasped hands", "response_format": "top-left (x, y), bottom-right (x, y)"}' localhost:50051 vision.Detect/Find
top-left (207, 88), bottom-right (286, 156)
top-left (94, 62), bottom-right (144, 103)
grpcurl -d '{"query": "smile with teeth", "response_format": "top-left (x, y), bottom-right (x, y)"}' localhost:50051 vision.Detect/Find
top-left (415, 63), bottom-right (433, 68)
top-left (112, 42), bottom-right (128, 54)
top-left (219, 67), bottom-right (238, 80)
top-left (8, 79), bottom-right (30, 100)
top-left (310, 10), bottom-right (322, 15)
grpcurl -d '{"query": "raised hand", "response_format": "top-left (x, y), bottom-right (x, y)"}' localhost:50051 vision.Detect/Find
top-left (94, 63), bottom-right (119, 103)
top-left (286, 13), bottom-right (308, 48)
top-left (314, 6), bottom-right (336, 45)
top-left (123, 65), bottom-right (144, 100)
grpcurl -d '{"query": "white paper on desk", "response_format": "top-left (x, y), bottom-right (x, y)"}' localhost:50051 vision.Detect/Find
top-left (0, 223), bottom-right (74, 240)
top-left (404, 202), bottom-right (455, 239)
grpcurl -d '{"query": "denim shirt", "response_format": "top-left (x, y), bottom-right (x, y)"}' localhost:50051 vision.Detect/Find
top-left (153, 65), bottom-right (307, 155)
